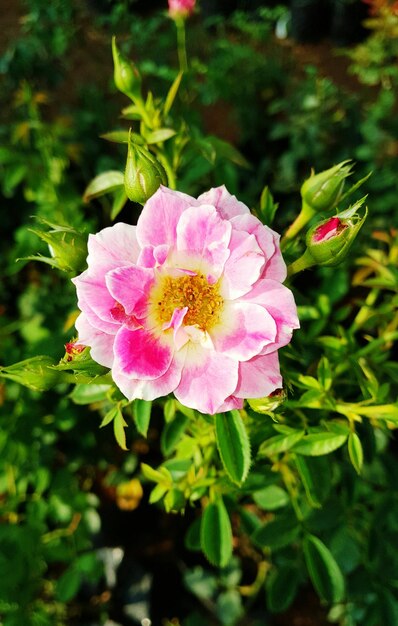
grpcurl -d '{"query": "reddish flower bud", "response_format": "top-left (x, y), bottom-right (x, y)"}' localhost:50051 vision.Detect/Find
top-left (168, 0), bottom-right (196, 19)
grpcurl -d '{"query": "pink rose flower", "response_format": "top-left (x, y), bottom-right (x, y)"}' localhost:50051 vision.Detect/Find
top-left (72, 186), bottom-right (299, 414)
top-left (168, 0), bottom-right (195, 18)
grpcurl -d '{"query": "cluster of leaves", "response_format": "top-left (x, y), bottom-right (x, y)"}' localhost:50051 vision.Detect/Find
top-left (1, 2), bottom-right (398, 626)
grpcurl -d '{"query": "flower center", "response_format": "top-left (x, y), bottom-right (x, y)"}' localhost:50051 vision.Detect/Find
top-left (151, 272), bottom-right (224, 331)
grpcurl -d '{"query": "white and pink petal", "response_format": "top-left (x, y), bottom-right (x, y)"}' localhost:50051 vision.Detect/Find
top-left (234, 352), bottom-right (282, 398)
top-left (136, 186), bottom-right (196, 248)
top-left (86, 222), bottom-right (140, 271)
top-left (176, 204), bottom-right (232, 279)
top-left (75, 313), bottom-right (115, 368)
top-left (221, 230), bottom-right (264, 299)
top-left (105, 265), bottom-right (154, 318)
top-left (197, 185), bottom-right (250, 220)
top-left (174, 344), bottom-right (238, 414)
top-left (211, 301), bottom-right (277, 361)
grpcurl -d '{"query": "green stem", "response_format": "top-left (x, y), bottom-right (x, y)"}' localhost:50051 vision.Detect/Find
top-left (176, 18), bottom-right (188, 73)
top-left (287, 249), bottom-right (315, 278)
top-left (350, 288), bottom-right (379, 333)
top-left (135, 98), bottom-right (153, 129)
top-left (281, 201), bottom-right (315, 247)
top-left (157, 151), bottom-right (177, 189)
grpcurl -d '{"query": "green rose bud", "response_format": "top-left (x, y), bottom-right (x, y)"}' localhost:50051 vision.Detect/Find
top-left (29, 219), bottom-right (88, 275)
top-left (248, 388), bottom-right (286, 414)
top-left (306, 203), bottom-right (368, 267)
top-left (301, 160), bottom-right (353, 214)
top-left (124, 137), bottom-right (168, 205)
top-left (112, 36), bottom-right (142, 101)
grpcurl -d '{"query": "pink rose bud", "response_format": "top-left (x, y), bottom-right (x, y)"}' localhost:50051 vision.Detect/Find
top-left (306, 203), bottom-right (368, 267)
top-left (168, 0), bottom-right (196, 19)
top-left (65, 342), bottom-right (86, 362)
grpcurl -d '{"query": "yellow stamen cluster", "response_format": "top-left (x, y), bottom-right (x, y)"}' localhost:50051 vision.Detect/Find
top-left (151, 272), bottom-right (224, 331)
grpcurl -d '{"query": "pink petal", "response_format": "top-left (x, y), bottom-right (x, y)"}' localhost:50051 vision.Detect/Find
top-left (241, 279), bottom-right (300, 353)
top-left (105, 266), bottom-right (154, 318)
top-left (114, 326), bottom-right (173, 380)
top-left (231, 214), bottom-right (287, 282)
top-left (136, 186), bottom-right (196, 248)
top-left (176, 204), bottom-right (232, 279)
top-left (138, 244), bottom-right (170, 268)
top-left (221, 230), bottom-right (265, 299)
top-left (75, 313), bottom-right (115, 368)
top-left (86, 223), bottom-right (140, 271)
top-left (217, 396), bottom-right (244, 412)
top-left (212, 301), bottom-right (277, 361)
top-left (234, 352), bottom-right (283, 398)
top-left (174, 344), bottom-right (238, 414)
top-left (112, 352), bottom-right (184, 401)
top-left (197, 185), bottom-right (250, 220)
top-left (73, 270), bottom-right (121, 330)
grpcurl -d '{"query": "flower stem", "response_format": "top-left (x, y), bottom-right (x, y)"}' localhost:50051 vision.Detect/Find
top-left (176, 18), bottom-right (188, 73)
top-left (287, 249), bottom-right (315, 278)
top-left (157, 151), bottom-right (177, 189)
top-left (281, 201), bottom-right (315, 247)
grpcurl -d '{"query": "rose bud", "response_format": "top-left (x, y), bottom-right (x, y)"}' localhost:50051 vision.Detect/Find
top-left (30, 220), bottom-right (88, 275)
top-left (168, 0), bottom-right (196, 19)
top-left (287, 201), bottom-right (368, 276)
top-left (65, 342), bottom-right (86, 362)
top-left (306, 203), bottom-right (368, 267)
top-left (301, 161), bottom-right (353, 214)
top-left (112, 36), bottom-right (142, 101)
top-left (124, 137), bottom-right (168, 205)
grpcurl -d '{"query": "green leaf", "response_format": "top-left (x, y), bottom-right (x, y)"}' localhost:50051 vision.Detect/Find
top-left (100, 130), bottom-right (130, 143)
top-left (303, 534), bottom-right (345, 603)
top-left (259, 185), bottom-right (279, 226)
top-left (56, 567), bottom-right (81, 602)
top-left (141, 463), bottom-right (170, 484)
top-left (259, 430), bottom-right (305, 457)
top-left (164, 71), bottom-right (183, 116)
top-left (201, 498), bottom-right (233, 568)
top-left (266, 565), bottom-right (300, 613)
top-left (113, 409), bottom-right (128, 450)
top-left (133, 399), bottom-right (152, 437)
top-left (149, 483), bottom-right (168, 504)
top-left (145, 128), bottom-right (177, 144)
top-left (70, 383), bottom-right (111, 405)
top-left (298, 375), bottom-right (322, 390)
top-left (292, 432), bottom-right (347, 456)
top-left (252, 515), bottom-right (300, 551)
top-left (206, 136), bottom-right (251, 168)
top-left (294, 455), bottom-right (331, 508)
top-left (0, 356), bottom-right (61, 391)
top-left (253, 485), bottom-right (289, 511)
top-left (161, 412), bottom-right (189, 456)
top-left (185, 518), bottom-right (202, 551)
top-left (317, 356), bottom-right (332, 391)
top-left (110, 188), bottom-right (128, 220)
top-left (215, 411), bottom-right (251, 485)
top-left (100, 405), bottom-right (119, 428)
top-left (83, 171), bottom-right (124, 202)
top-left (348, 432), bottom-right (363, 474)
